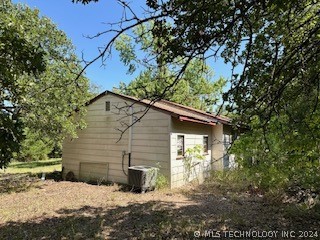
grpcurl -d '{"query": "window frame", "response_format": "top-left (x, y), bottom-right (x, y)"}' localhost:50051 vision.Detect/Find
top-left (203, 136), bottom-right (209, 155)
top-left (176, 135), bottom-right (185, 159)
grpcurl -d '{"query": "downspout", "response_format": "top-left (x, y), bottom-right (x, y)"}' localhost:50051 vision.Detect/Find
top-left (128, 106), bottom-right (133, 167)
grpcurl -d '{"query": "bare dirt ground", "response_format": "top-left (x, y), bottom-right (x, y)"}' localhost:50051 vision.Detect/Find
top-left (0, 179), bottom-right (319, 240)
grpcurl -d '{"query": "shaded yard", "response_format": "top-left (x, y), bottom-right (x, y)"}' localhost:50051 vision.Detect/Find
top-left (0, 178), bottom-right (319, 239)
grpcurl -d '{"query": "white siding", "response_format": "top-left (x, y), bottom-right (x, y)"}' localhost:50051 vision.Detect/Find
top-left (222, 125), bottom-right (237, 169)
top-left (211, 124), bottom-right (236, 170)
top-left (62, 93), bottom-right (170, 184)
top-left (170, 118), bottom-right (212, 188)
top-left (211, 124), bottom-right (224, 170)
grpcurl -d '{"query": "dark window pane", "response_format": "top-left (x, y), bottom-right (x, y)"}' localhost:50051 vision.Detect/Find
top-left (203, 136), bottom-right (208, 153)
top-left (106, 101), bottom-right (110, 111)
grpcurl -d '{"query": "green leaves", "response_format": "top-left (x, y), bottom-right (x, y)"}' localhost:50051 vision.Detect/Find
top-left (231, 108), bottom-right (320, 190)
top-left (15, 128), bottom-right (55, 162)
top-left (0, 2), bottom-right (91, 168)
top-left (73, 0), bottom-right (319, 190)
top-left (150, 0), bottom-right (320, 190)
top-left (183, 145), bottom-right (205, 182)
top-left (115, 34), bottom-right (137, 74)
top-left (0, 112), bottom-right (23, 168)
top-left (114, 23), bottom-right (226, 111)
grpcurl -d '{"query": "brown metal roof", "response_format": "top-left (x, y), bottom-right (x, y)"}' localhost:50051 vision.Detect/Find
top-left (88, 91), bottom-right (232, 126)
top-left (158, 99), bottom-right (232, 125)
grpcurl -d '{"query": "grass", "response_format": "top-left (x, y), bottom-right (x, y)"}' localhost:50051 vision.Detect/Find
top-left (0, 180), bottom-right (319, 239)
top-left (0, 166), bottom-right (319, 238)
top-left (0, 158), bottom-right (62, 175)
top-left (0, 158), bottom-right (62, 194)
top-left (207, 169), bottom-right (253, 194)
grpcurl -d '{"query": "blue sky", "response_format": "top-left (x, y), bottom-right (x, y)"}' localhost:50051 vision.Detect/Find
top-left (14, 0), bottom-right (236, 91)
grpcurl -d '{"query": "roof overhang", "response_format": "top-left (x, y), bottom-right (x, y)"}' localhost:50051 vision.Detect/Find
top-left (178, 116), bottom-right (216, 126)
top-left (86, 91), bottom-right (231, 126)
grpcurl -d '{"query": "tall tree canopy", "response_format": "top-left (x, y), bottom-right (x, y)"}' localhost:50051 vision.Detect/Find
top-left (114, 24), bottom-right (226, 111)
top-left (74, 0), bottom-right (319, 123)
top-left (73, 0), bottom-right (320, 189)
top-left (0, 1), bottom-right (91, 168)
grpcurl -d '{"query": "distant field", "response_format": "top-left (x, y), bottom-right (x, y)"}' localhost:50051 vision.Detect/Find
top-left (0, 158), bottom-right (62, 174)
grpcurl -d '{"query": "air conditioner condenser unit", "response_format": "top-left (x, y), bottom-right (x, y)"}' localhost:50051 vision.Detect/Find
top-left (128, 166), bottom-right (158, 193)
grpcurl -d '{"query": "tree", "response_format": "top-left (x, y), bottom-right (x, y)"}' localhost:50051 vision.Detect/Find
top-left (73, 0), bottom-right (320, 190)
top-left (0, 1), bottom-right (91, 168)
top-left (113, 24), bottom-right (226, 111)
top-left (231, 106), bottom-right (320, 190)
top-left (73, 0), bottom-right (319, 122)
top-left (15, 128), bottom-right (55, 162)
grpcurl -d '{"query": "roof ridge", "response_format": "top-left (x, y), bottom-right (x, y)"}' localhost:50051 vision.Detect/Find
top-left (87, 91), bottom-right (231, 125)
top-left (109, 91), bottom-right (231, 124)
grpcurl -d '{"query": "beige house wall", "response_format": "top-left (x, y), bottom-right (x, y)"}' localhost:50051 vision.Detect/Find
top-left (170, 118), bottom-right (212, 188)
top-left (62, 92), bottom-right (231, 188)
top-left (62, 93), bottom-right (171, 184)
top-left (211, 124), bottom-right (224, 170)
top-left (211, 124), bottom-right (236, 170)
top-left (222, 125), bottom-right (237, 169)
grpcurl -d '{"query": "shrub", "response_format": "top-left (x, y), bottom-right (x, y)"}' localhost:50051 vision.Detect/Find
top-left (156, 173), bottom-right (169, 190)
top-left (155, 163), bottom-right (169, 189)
top-left (15, 129), bottom-right (55, 162)
top-left (230, 116), bottom-right (320, 194)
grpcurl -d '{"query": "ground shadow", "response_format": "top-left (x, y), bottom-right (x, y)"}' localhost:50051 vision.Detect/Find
top-left (1, 184), bottom-right (319, 239)
top-left (0, 171), bottom-right (63, 194)
top-left (0, 174), bottom-right (41, 194)
top-left (36, 171), bottom-right (62, 181)
top-left (75, 180), bottom-right (145, 194)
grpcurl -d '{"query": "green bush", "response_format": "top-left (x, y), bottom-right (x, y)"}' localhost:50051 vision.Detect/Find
top-left (156, 173), bottom-right (169, 190)
top-left (15, 129), bottom-right (55, 162)
top-left (48, 143), bottom-right (63, 158)
top-left (155, 162), bottom-right (169, 189)
top-left (230, 116), bottom-right (320, 193)
top-left (183, 145), bottom-right (205, 182)
top-left (207, 169), bottom-right (254, 193)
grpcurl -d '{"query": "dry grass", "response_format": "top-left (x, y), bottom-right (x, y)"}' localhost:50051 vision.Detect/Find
top-left (0, 178), bottom-right (319, 240)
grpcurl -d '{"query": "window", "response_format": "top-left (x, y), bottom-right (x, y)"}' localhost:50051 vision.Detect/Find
top-left (177, 135), bottom-right (184, 157)
top-left (105, 101), bottom-right (110, 111)
top-left (223, 134), bottom-right (232, 148)
top-left (203, 136), bottom-right (209, 154)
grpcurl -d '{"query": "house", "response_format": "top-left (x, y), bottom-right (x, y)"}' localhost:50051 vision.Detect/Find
top-left (62, 91), bottom-right (235, 188)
